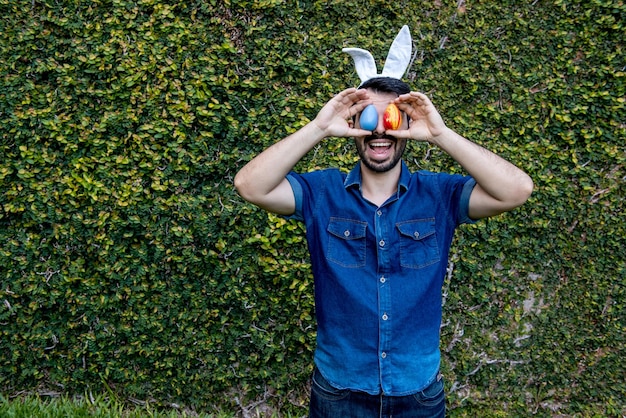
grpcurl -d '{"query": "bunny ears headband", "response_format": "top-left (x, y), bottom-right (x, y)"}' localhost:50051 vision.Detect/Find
top-left (342, 25), bottom-right (412, 85)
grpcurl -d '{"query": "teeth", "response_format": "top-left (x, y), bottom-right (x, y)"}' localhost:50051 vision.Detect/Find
top-left (371, 143), bottom-right (391, 147)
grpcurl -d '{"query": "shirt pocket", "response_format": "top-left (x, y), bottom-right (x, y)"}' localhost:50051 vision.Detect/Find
top-left (396, 219), bottom-right (440, 269)
top-left (327, 218), bottom-right (368, 268)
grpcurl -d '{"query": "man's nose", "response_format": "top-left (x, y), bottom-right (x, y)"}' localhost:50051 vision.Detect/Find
top-left (373, 113), bottom-right (386, 134)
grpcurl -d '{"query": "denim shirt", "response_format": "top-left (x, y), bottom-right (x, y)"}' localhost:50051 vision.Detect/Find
top-left (285, 161), bottom-right (476, 396)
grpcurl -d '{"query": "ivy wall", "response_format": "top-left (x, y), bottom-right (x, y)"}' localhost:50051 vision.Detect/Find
top-left (1, 0), bottom-right (624, 416)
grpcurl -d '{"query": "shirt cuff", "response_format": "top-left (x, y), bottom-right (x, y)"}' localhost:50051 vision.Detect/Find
top-left (459, 178), bottom-right (477, 224)
top-left (284, 173), bottom-right (304, 221)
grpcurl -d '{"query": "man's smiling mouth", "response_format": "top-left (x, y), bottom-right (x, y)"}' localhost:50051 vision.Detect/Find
top-left (370, 142), bottom-right (391, 152)
top-left (366, 136), bottom-right (395, 154)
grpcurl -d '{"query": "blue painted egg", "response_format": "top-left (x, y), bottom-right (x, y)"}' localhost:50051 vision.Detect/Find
top-left (359, 104), bottom-right (378, 131)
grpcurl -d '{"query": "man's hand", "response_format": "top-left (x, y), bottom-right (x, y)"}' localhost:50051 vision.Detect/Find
top-left (313, 88), bottom-right (373, 138)
top-left (386, 92), bottom-right (448, 142)
top-left (385, 91), bottom-right (533, 219)
top-left (235, 87), bottom-right (374, 215)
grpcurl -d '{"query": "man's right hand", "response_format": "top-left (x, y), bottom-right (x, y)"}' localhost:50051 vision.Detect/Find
top-left (235, 88), bottom-right (372, 215)
top-left (312, 88), bottom-right (373, 138)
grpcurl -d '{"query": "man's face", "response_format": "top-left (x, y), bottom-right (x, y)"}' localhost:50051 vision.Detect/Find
top-left (354, 90), bottom-right (409, 173)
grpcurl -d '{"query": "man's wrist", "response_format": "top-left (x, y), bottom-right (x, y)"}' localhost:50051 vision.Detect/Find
top-left (309, 119), bottom-right (327, 138)
top-left (428, 127), bottom-right (457, 148)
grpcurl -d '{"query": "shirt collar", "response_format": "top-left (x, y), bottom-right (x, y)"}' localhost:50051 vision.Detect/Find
top-left (344, 161), bottom-right (411, 195)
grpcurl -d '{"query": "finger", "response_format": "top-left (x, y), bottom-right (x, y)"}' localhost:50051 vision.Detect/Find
top-left (385, 129), bottom-right (412, 139)
top-left (333, 90), bottom-right (371, 118)
top-left (336, 87), bottom-right (357, 101)
top-left (348, 100), bottom-right (371, 118)
top-left (394, 94), bottom-right (430, 118)
top-left (394, 102), bottom-right (422, 120)
top-left (394, 101), bottom-right (414, 112)
top-left (339, 87), bottom-right (369, 104)
top-left (346, 127), bottom-right (373, 137)
top-left (395, 91), bottom-right (427, 105)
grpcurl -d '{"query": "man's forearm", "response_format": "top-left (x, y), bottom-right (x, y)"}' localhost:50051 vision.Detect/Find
top-left (234, 88), bottom-right (371, 214)
top-left (431, 128), bottom-right (533, 213)
top-left (234, 121), bottom-right (325, 205)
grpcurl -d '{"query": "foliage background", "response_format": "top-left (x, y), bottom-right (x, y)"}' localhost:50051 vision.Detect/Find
top-left (1, 0), bottom-right (624, 416)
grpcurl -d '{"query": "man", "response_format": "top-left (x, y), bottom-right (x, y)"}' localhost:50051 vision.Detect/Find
top-left (234, 28), bottom-right (533, 418)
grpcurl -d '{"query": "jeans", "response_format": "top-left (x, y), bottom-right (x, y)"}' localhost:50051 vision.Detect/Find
top-left (309, 368), bottom-right (446, 418)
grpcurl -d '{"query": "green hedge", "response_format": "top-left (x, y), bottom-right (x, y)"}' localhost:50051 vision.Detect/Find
top-left (1, 0), bottom-right (624, 415)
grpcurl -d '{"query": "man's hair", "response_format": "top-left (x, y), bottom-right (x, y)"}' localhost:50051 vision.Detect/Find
top-left (358, 77), bottom-right (411, 95)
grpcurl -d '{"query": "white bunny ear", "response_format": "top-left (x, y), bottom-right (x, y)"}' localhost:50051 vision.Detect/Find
top-left (381, 25), bottom-right (412, 79)
top-left (342, 47), bottom-right (378, 84)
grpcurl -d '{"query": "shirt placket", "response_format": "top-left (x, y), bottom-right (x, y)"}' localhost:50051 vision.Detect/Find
top-left (375, 206), bottom-right (393, 394)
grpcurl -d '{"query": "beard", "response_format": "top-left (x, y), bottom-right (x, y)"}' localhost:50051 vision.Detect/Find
top-left (355, 135), bottom-right (407, 173)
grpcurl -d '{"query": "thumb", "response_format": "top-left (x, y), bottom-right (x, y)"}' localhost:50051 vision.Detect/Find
top-left (346, 127), bottom-right (373, 138)
top-left (385, 129), bottom-right (412, 139)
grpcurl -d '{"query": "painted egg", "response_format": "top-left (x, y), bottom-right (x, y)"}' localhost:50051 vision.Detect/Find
top-left (383, 103), bottom-right (402, 130)
top-left (359, 104), bottom-right (378, 131)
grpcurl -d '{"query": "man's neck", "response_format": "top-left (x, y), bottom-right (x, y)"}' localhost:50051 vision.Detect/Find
top-left (359, 162), bottom-right (402, 207)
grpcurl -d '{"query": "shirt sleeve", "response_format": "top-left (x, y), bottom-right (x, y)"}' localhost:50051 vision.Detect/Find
top-left (458, 177), bottom-right (477, 224)
top-left (284, 172), bottom-right (304, 222)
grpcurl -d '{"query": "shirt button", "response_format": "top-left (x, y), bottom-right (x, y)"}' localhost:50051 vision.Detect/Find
top-left (379, 240), bottom-right (385, 247)
top-left (381, 352), bottom-right (387, 359)
top-left (380, 276), bottom-right (386, 283)
top-left (382, 313), bottom-right (388, 321)
top-left (377, 210), bottom-right (382, 216)
top-left (344, 230), bottom-right (350, 237)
